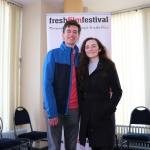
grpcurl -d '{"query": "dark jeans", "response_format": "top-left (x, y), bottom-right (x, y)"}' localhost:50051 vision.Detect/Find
top-left (46, 109), bottom-right (79, 150)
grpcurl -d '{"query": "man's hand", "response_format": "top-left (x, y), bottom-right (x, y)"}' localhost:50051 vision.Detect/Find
top-left (48, 117), bottom-right (58, 126)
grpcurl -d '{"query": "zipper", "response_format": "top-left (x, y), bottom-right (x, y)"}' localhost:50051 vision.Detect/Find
top-left (65, 48), bottom-right (74, 115)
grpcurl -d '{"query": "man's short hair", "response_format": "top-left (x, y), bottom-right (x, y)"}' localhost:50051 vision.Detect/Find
top-left (63, 20), bottom-right (81, 34)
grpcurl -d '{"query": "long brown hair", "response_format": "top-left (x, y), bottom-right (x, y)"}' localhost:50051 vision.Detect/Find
top-left (77, 37), bottom-right (115, 88)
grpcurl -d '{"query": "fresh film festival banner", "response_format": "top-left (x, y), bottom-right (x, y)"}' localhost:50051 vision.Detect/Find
top-left (46, 13), bottom-right (111, 150)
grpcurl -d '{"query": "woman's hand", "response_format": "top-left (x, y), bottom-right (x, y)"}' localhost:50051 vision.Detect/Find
top-left (110, 88), bottom-right (113, 98)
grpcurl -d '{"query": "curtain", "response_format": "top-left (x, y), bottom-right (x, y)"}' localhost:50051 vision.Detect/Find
top-left (112, 8), bottom-right (150, 126)
top-left (0, 0), bottom-right (22, 131)
top-left (137, 8), bottom-right (150, 108)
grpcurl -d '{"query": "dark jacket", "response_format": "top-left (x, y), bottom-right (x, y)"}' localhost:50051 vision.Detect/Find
top-left (79, 59), bottom-right (122, 147)
top-left (42, 42), bottom-right (80, 118)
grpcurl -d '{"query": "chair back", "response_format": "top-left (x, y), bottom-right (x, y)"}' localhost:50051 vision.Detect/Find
top-left (14, 106), bottom-right (31, 125)
top-left (121, 106), bottom-right (150, 149)
top-left (0, 117), bottom-right (3, 138)
top-left (130, 106), bottom-right (150, 126)
top-left (13, 106), bottom-right (33, 137)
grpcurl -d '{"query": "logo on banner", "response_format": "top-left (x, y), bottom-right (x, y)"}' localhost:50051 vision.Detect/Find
top-left (49, 16), bottom-right (109, 24)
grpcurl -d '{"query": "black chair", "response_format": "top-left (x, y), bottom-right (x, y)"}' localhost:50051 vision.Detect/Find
top-left (0, 117), bottom-right (30, 150)
top-left (13, 106), bottom-right (47, 149)
top-left (121, 106), bottom-right (150, 150)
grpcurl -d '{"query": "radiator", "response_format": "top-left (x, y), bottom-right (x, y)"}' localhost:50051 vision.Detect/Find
top-left (2, 128), bottom-right (28, 150)
top-left (116, 125), bottom-right (150, 149)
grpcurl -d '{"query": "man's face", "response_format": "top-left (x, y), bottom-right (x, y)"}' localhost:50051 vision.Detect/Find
top-left (62, 25), bottom-right (80, 48)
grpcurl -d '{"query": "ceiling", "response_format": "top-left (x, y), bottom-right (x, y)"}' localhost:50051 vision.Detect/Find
top-left (11, 0), bottom-right (150, 13)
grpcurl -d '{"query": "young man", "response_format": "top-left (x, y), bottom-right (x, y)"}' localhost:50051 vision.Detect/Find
top-left (43, 20), bottom-right (81, 150)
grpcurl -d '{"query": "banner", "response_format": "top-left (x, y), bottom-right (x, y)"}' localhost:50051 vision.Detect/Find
top-left (46, 13), bottom-right (111, 56)
top-left (46, 12), bottom-right (111, 150)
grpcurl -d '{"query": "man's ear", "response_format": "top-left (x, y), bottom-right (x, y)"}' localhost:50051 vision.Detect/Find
top-left (62, 33), bottom-right (64, 39)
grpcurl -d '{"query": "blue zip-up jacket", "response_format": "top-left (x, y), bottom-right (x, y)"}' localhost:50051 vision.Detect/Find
top-left (43, 42), bottom-right (80, 118)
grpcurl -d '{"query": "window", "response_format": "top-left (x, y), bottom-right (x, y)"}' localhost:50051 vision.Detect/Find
top-left (112, 8), bottom-right (150, 125)
top-left (0, 0), bottom-right (22, 131)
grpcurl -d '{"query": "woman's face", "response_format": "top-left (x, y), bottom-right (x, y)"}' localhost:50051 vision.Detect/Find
top-left (85, 39), bottom-right (101, 62)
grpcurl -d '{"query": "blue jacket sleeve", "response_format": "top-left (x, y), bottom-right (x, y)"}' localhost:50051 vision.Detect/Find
top-left (42, 51), bottom-right (58, 118)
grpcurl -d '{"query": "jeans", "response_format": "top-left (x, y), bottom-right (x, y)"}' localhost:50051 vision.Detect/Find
top-left (46, 109), bottom-right (79, 150)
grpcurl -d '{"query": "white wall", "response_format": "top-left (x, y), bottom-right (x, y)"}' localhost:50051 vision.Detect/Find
top-left (20, 0), bottom-right (62, 147)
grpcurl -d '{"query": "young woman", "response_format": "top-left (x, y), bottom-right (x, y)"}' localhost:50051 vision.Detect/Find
top-left (78, 37), bottom-right (122, 150)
